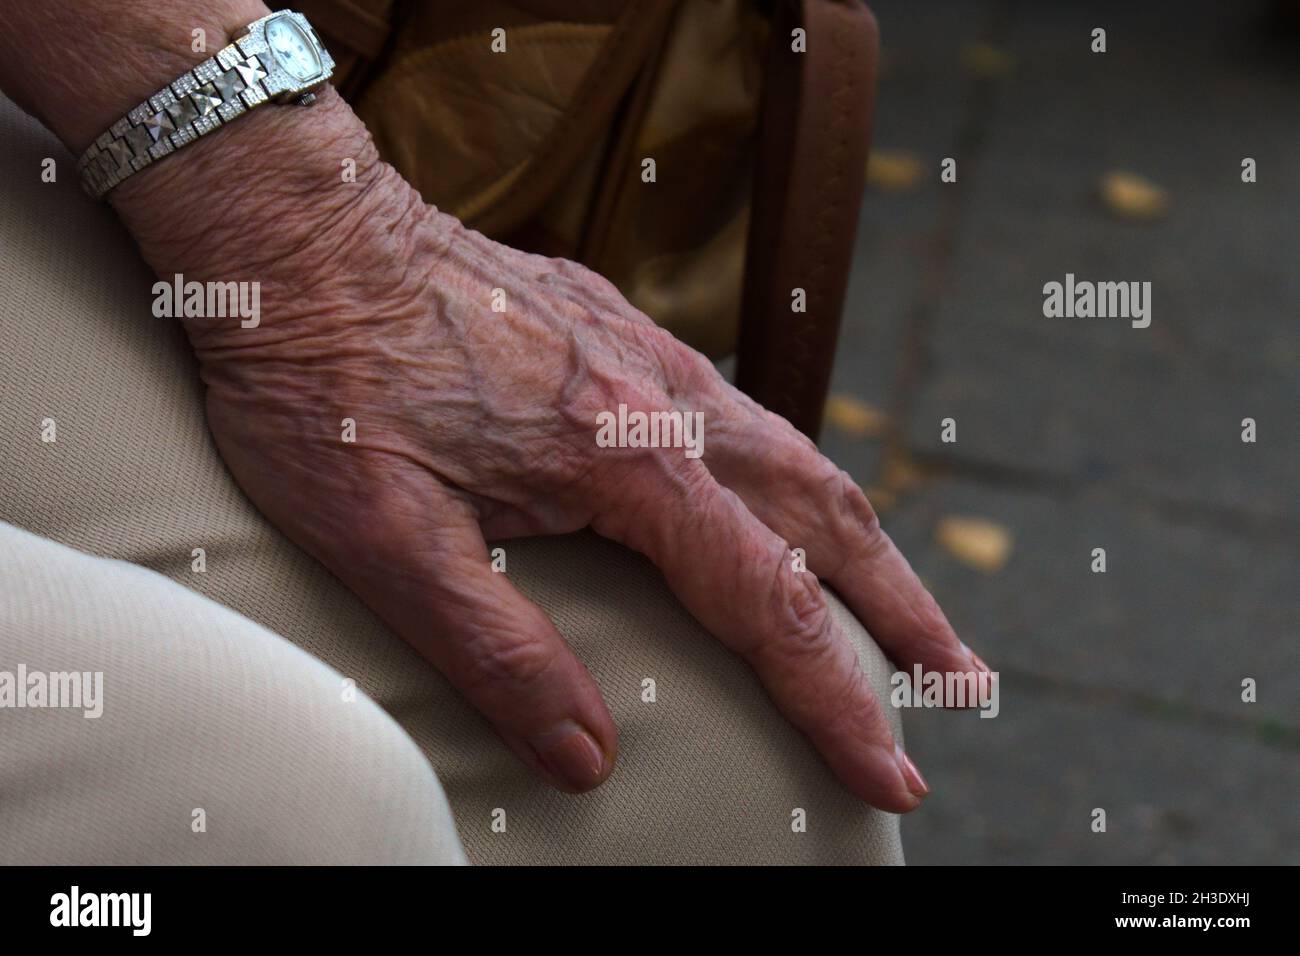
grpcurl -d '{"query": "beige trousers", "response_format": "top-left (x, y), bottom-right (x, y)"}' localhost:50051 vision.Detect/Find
top-left (0, 93), bottom-right (904, 865)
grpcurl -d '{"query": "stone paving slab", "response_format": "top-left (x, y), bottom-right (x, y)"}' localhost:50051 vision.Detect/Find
top-left (878, 478), bottom-right (1300, 728)
top-left (924, 148), bottom-right (1298, 377)
top-left (824, 0), bottom-right (982, 482)
top-left (822, 0), bottom-right (1297, 865)
top-left (905, 0), bottom-right (1299, 518)
top-left (900, 681), bottom-right (1300, 865)
top-left (907, 321), bottom-right (1296, 521)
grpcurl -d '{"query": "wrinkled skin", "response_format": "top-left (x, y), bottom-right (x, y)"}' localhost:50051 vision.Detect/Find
top-left (99, 87), bottom-right (989, 810)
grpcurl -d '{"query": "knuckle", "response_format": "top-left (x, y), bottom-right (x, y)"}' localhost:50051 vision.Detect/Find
top-left (753, 550), bottom-right (878, 734)
top-left (557, 375), bottom-right (615, 429)
top-left (558, 374), bottom-right (656, 444)
top-left (768, 553), bottom-right (835, 659)
top-left (460, 628), bottom-right (557, 694)
top-left (828, 467), bottom-right (884, 549)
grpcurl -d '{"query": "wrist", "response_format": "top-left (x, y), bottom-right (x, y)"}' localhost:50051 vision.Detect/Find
top-left (0, 0), bottom-right (269, 151)
top-left (0, 1), bottom-right (431, 346)
top-left (114, 84), bottom-right (429, 344)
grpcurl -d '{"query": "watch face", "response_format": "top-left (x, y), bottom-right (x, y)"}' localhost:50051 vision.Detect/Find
top-left (265, 16), bottom-right (321, 81)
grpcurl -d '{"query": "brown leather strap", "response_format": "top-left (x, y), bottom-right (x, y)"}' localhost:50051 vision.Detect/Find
top-left (736, 0), bottom-right (879, 439)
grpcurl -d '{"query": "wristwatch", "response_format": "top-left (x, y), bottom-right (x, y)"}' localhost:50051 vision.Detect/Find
top-left (77, 9), bottom-right (334, 199)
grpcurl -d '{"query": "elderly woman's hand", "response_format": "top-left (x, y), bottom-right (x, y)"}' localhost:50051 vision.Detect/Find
top-left (106, 86), bottom-right (988, 810)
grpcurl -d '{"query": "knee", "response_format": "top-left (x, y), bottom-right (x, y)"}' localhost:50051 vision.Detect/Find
top-left (0, 525), bottom-right (466, 865)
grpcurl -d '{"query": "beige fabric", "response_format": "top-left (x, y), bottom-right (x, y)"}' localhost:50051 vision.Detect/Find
top-left (0, 93), bottom-right (904, 865)
top-left (0, 521), bottom-right (468, 865)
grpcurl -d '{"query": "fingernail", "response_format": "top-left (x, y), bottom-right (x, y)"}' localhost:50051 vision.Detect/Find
top-left (532, 721), bottom-right (607, 791)
top-left (894, 743), bottom-right (930, 798)
top-left (961, 641), bottom-right (992, 675)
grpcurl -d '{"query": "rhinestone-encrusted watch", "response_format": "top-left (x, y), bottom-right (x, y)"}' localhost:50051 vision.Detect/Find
top-left (77, 9), bottom-right (334, 199)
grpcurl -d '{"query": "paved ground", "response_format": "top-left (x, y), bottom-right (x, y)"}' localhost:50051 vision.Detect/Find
top-left (821, 0), bottom-right (1299, 864)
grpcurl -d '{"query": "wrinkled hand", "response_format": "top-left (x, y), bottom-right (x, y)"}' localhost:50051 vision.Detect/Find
top-left (117, 89), bottom-right (988, 810)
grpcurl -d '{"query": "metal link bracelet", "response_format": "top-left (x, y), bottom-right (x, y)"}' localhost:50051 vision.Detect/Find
top-left (77, 9), bottom-right (334, 199)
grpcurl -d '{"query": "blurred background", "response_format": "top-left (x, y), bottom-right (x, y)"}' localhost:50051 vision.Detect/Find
top-left (816, 0), bottom-right (1299, 863)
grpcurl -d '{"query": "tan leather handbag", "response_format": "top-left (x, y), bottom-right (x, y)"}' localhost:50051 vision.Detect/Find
top-left (298, 0), bottom-right (878, 437)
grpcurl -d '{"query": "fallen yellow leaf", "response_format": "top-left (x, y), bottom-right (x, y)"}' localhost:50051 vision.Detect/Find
top-left (824, 393), bottom-right (889, 438)
top-left (866, 149), bottom-right (924, 193)
top-left (1098, 170), bottom-right (1169, 221)
top-left (935, 516), bottom-right (1013, 572)
top-left (962, 42), bottom-right (1016, 78)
